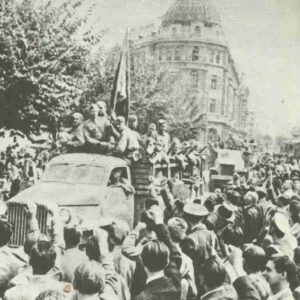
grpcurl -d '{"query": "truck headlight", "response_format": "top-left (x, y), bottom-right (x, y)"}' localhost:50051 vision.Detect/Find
top-left (59, 208), bottom-right (71, 224)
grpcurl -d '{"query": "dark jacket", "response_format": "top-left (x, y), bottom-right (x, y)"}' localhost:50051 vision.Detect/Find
top-left (134, 224), bottom-right (182, 300)
top-left (233, 274), bottom-right (270, 300)
top-left (181, 224), bottom-right (217, 296)
top-left (201, 284), bottom-right (237, 300)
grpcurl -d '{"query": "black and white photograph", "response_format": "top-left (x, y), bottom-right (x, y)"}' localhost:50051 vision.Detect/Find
top-left (0, 0), bottom-right (300, 299)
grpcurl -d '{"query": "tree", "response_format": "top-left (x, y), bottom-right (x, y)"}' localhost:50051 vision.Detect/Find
top-left (0, 0), bottom-right (104, 137)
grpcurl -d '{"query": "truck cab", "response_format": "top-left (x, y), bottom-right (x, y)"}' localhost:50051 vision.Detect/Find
top-left (7, 152), bottom-right (200, 247)
top-left (7, 153), bottom-right (134, 247)
top-left (209, 149), bottom-right (247, 191)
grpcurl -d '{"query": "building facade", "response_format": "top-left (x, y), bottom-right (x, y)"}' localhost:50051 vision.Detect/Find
top-left (131, 0), bottom-right (252, 144)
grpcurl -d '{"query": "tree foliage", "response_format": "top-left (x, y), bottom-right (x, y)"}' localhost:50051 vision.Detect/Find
top-left (0, 0), bottom-right (104, 136)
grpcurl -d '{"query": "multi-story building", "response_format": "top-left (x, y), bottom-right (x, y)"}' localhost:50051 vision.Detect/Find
top-left (131, 0), bottom-right (251, 144)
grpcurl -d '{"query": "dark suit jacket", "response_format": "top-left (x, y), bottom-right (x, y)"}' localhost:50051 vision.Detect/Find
top-left (134, 224), bottom-right (182, 300)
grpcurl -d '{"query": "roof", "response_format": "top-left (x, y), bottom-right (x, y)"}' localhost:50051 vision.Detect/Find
top-left (162, 0), bottom-right (221, 26)
top-left (49, 153), bottom-right (128, 168)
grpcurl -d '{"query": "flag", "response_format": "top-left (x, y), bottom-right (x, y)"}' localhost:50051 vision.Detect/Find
top-left (111, 31), bottom-right (130, 122)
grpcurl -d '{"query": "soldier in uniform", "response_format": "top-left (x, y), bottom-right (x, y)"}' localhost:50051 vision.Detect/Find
top-left (128, 114), bottom-right (141, 143)
top-left (96, 101), bottom-right (111, 142)
top-left (84, 104), bottom-right (110, 153)
top-left (157, 119), bottom-right (170, 152)
top-left (66, 113), bottom-right (85, 152)
top-left (113, 116), bottom-right (140, 163)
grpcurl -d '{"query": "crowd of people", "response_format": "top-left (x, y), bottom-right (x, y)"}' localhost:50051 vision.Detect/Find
top-left (1, 101), bottom-right (300, 300)
top-left (0, 149), bottom-right (300, 299)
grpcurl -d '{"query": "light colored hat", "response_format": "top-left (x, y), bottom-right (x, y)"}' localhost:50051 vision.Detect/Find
top-left (183, 203), bottom-right (209, 217)
top-left (273, 213), bottom-right (291, 234)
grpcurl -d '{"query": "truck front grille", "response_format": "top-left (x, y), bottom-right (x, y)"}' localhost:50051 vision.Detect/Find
top-left (8, 203), bottom-right (49, 247)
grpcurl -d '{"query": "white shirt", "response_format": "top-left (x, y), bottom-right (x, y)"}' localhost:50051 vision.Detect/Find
top-left (146, 271), bottom-right (164, 285)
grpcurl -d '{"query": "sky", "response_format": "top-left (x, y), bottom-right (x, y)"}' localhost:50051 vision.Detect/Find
top-left (88, 0), bottom-right (300, 137)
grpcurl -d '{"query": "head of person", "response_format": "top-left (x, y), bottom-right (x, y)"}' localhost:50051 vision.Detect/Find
top-left (204, 194), bottom-right (218, 212)
top-left (167, 217), bottom-right (188, 244)
top-left (97, 101), bottom-right (107, 117)
top-left (278, 194), bottom-right (290, 208)
top-left (64, 225), bottom-right (82, 249)
top-left (170, 138), bottom-right (181, 154)
top-left (157, 119), bottom-right (167, 133)
top-left (115, 116), bottom-right (126, 132)
top-left (226, 190), bottom-right (242, 207)
top-left (73, 261), bottom-right (105, 295)
top-left (128, 115), bottom-right (138, 130)
top-left (141, 240), bottom-right (169, 275)
top-left (183, 203), bottom-right (209, 228)
top-left (35, 290), bottom-right (66, 300)
top-left (201, 256), bottom-right (227, 292)
top-left (106, 220), bottom-right (130, 251)
top-left (147, 123), bottom-right (157, 136)
top-left (29, 240), bottom-right (56, 275)
top-left (85, 235), bottom-right (101, 262)
top-left (0, 219), bottom-right (13, 247)
top-left (72, 113), bottom-right (83, 128)
top-left (213, 202), bottom-right (237, 234)
top-left (244, 191), bottom-right (258, 208)
top-left (243, 245), bottom-right (267, 274)
top-left (282, 180), bottom-right (293, 192)
top-left (89, 104), bottom-right (99, 119)
top-left (24, 233), bottom-right (49, 256)
top-left (110, 168), bottom-right (122, 183)
top-left (263, 256), bottom-right (298, 292)
top-left (222, 225), bottom-right (244, 248)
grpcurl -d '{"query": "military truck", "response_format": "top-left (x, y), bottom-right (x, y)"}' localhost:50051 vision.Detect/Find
top-left (7, 153), bottom-right (202, 247)
top-left (209, 149), bottom-right (248, 192)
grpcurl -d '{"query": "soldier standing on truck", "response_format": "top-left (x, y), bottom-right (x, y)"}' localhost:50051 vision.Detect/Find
top-left (113, 116), bottom-right (140, 163)
top-left (66, 113), bottom-right (85, 152)
top-left (84, 104), bottom-right (110, 152)
top-left (96, 101), bottom-right (111, 142)
top-left (128, 114), bottom-right (141, 143)
top-left (157, 119), bottom-right (170, 152)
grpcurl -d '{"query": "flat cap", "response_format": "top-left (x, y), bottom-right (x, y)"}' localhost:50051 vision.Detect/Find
top-left (183, 203), bottom-right (209, 217)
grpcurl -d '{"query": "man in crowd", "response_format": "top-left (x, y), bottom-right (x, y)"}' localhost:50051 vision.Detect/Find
top-left (263, 256), bottom-right (297, 300)
top-left (66, 113), bottom-right (85, 152)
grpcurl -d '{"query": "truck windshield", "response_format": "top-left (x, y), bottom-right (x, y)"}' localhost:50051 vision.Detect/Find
top-left (43, 163), bottom-right (105, 184)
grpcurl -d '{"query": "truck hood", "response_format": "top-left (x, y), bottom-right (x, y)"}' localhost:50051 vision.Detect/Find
top-left (8, 182), bottom-right (102, 206)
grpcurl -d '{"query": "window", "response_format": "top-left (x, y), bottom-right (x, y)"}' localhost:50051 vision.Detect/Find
top-left (192, 46), bottom-right (199, 61)
top-left (211, 75), bottom-right (217, 89)
top-left (172, 27), bottom-right (177, 37)
top-left (158, 48), bottom-right (162, 61)
top-left (108, 167), bottom-right (128, 186)
top-left (191, 70), bottom-right (198, 88)
top-left (167, 48), bottom-right (172, 61)
top-left (175, 47), bottom-right (181, 61)
top-left (209, 99), bottom-right (217, 113)
top-left (195, 26), bottom-right (201, 36)
top-left (209, 50), bottom-right (214, 63)
top-left (216, 52), bottom-right (221, 64)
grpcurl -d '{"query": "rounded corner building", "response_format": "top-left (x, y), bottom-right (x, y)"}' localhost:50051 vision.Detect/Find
top-left (132, 0), bottom-right (252, 144)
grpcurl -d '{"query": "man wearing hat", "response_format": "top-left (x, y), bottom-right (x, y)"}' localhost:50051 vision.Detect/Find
top-left (141, 123), bottom-right (158, 146)
top-left (128, 114), bottom-right (141, 143)
top-left (157, 119), bottom-right (170, 152)
top-left (66, 112), bottom-right (85, 152)
top-left (181, 202), bottom-right (219, 296)
top-left (270, 212), bottom-right (297, 258)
